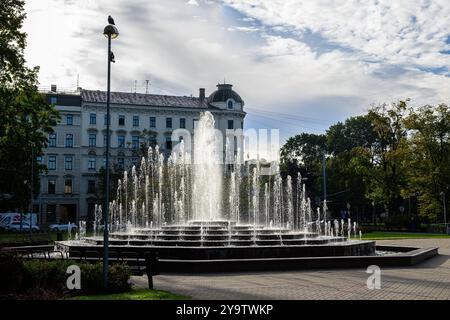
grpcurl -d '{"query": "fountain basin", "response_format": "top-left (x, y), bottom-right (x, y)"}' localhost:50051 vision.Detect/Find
top-left (56, 240), bottom-right (375, 260)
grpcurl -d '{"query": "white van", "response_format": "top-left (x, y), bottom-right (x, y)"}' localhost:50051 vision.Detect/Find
top-left (0, 213), bottom-right (38, 231)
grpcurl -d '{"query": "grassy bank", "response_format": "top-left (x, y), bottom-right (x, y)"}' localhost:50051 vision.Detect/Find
top-left (68, 288), bottom-right (190, 300)
top-left (357, 231), bottom-right (450, 240)
top-left (0, 232), bottom-right (71, 245)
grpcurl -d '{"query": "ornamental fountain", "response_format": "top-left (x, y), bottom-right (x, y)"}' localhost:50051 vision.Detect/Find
top-left (57, 111), bottom-right (377, 267)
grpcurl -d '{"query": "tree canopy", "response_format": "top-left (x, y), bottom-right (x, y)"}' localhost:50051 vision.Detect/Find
top-left (0, 0), bottom-right (59, 211)
top-left (281, 100), bottom-right (449, 223)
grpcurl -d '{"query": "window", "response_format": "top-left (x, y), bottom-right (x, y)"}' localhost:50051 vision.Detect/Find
top-left (50, 97), bottom-right (57, 105)
top-left (227, 100), bottom-right (233, 109)
top-left (87, 180), bottom-right (96, 194)
top-left (133, 115), bottom-right (139, 127)
top-left (131, 158), bottom-right (138, 167)
top-left (89, 133), bottom-right (96, 147)
top-left (103, 134), bottom-right (107, 147)
top-left (48, 180), bottom-right (56, 194)
top-left (89, 113), bottom-right (96, 125)
top-left (65, 156), bottom-right (74, 170)
top-left (49, 133), bottom-right (57, 147)
top-left (180, 118), bottom-right (186, 129)
top-left (118, 115), bottom-right (125, 126)
top-left (104, 114), bottom-right (109, 125)
top-left (66, 114), bottom-right (73, 125)
top-left (149, 117), bottom-right (156, 128)
top-left (64, 179), bottom-right (72, 194)
top-left (241, 121), bottom-right (243, 129)
top-left (88, 157), bottom-right (96, 170)
top-left (65, 134), bottom-right (73, 148)
top-left (64, 156), bottom-right (73, 170)
top-left (118, 135), bottom-right (125, 148)
top-left (132, 136), bottom-right (139, 150)
top-left (166, 117), bottom-right (172, 128)
top-left (48, 155), bottom-right (56, 170)
top-left (228, 120), bottom-right (234, 130)
top-left (166, 136), bottom-right (172, 150)
top-left (36, 156), bottom-right (42, 164)
top-left (117, 158), bottom-right (125, 170)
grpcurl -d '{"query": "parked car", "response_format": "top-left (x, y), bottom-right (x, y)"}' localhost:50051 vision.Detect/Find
top-left (6, 222), bottom-right (40, 232)
top-left (49, 223), bottom-right (78, 232)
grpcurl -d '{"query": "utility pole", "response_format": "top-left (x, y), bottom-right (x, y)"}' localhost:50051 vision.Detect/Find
top-left (323, 153), bottom-right (327, 221)
top-left (441, 192), bottom-right (447, 234)
top-left (29, 146), bottom-right (34, 235)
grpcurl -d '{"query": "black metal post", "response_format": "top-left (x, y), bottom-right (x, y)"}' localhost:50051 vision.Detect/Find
top-left (323, 153), bottom-right (327, 221)
top-left (30, 147), bottom-right (34, 235)
top-left (442, 192), bottom-right (447, 234)
top-left (103, 33), bottom-right (112, 289)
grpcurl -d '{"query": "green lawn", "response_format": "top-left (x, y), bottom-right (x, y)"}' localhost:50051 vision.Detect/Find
top-left (357, 231), bottom-right (450, 240)
top-left (68, 289), bottom-right (190, 300)
top-left (0, 232), bottom-right (72, 245)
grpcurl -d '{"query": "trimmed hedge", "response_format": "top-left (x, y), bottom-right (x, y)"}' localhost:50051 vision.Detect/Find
top-left (0, 251), bottom-right (25, 294)
top-left (0, 252), bottom-right (131, 298)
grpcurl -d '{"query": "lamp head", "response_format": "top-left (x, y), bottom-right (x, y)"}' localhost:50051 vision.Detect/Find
top-left (104, 24), bottom-right (119, 39)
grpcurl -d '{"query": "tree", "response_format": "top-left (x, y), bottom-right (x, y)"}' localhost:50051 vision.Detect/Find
top-left (403, 104), bottom-right (450, 221)
top-left (280, 133), bottom-right (327, 198)
top-left (97, 164), bottom-right (123, 207)
top-left (325, 115), bottom-right (377, 220)
top-left (0, 0), bottom-right (59, 212)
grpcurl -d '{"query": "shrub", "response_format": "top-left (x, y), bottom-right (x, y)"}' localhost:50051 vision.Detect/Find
top-left (79, 262), bottom-right (131, 294)
top-left (0, 255), bottom-right (131, 298)
top-left (0, 251), bottom-right (25, 293)
top-left (23, 259), bottom-right (73, 292)
top-left (79, 262), bottom-right (103, 294)
top-left (109, 263), bottom-right (131, 293)
top-left (384, 215), bottom-right (414, 231)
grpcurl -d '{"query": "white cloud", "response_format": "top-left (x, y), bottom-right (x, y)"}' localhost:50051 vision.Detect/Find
top-left (22, 0), bottom-right (450, 145)
top-left (187, 0), bottom-right (199, 6)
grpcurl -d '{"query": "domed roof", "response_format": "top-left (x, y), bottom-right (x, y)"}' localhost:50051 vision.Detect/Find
top-left (207, 83), bottom-right (244, 105)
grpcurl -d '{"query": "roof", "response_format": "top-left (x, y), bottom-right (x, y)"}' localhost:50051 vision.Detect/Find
top-left (208, 84), bottom-right (244, 104)
top-left (81, 90), bottom-right (210, 109)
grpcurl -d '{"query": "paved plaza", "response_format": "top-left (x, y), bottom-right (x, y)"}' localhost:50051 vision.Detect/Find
top-left (131, 239), bottom-right (450, 300)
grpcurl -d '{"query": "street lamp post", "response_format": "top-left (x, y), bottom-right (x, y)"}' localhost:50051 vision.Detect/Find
top-left (103, 19), bottom-right (119, 289)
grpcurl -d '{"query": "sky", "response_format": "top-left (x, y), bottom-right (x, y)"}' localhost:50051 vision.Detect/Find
top-left (23, 0), bottom-right (450, 151)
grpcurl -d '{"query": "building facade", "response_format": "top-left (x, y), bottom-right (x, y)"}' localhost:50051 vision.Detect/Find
top-left (36, 84), bottom-right (246, 225)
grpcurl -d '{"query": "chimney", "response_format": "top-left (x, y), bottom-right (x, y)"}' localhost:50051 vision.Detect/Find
top-left (199, 88), bottom-right (205, 102)
top-left (51, 84), bottom-right (57, 92)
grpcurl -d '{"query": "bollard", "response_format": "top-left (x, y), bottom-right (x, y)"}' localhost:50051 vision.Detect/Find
top-left (144, 251), bottom-right (159, 289)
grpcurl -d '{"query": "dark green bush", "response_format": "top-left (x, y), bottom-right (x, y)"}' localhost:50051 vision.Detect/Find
top-left (79, 262), bottom-right (104, 294)
top-left (23, 259), bottom-right (74, 292)
top-left (109, 263), bottom-right (131, 293)
top-left (79, 262), bottom-right (131, 294)
top-left (0, 256), bottom-right (131, 297)
top-left (384, 215), bottom-right (414, 230)
top-left (0, 251), bottom-right (25, 293)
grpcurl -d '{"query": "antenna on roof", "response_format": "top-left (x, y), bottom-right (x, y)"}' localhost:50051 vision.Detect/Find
top-left (134, 80), bottom-right (137, 94)
top-left (145, 80), bottom-right (150, 94)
